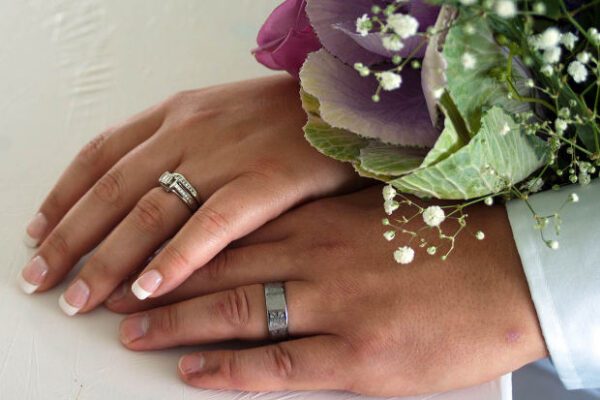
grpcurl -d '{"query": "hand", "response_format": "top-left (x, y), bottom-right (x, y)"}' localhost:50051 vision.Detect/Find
top-left (108, 186), bottom-right (548, 396)
top-left (20, 75), bottom-right (362, 315)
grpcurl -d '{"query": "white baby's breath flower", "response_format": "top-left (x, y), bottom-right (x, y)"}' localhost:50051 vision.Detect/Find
top-left (376, 71), bottom-right (403, 91)
top-left (354, 62), bottom-right (370, 77)
top-left (484, 196), bottom-right (494, 206)
top-left (533, 2), bottom-right (546, 14)
top-left (568, 61), bottom-right (588, 83)
top-left (560, 32), bottom-right (578, 51)
top-left (387, 13), bottom-right (419, 39)
top-left (546, 240), bottom-right (560, 250)
top-left (356, 14), bottom-right (371, 37)
top-left (577, 52), bottom-right (591, 64)
top-left (462, 52), bottom-right (477, 70)
top-left (555, 118), bottom-right (568, 134)
top-left (423, 206), bottom-right (446, 227)
top-left (568, 193), bottom-right (579, 203)
top-left (494, 0), bottom-right (516, 18)
top-left (526, 177), bottom-right (544, 193)
top-left (384, 199), bottom-right (399, 215)
top-left (394, 246), bottom-right (415, 264)
top-left (526, 79), bottom-right (535, 88)
top-left (382, 35), bottom-right (404, 51)
top-left (475, 231), bottom-right (485, 240)
top-left (589, 28), bottom-right (600, 45)
top-left (537, 28), bottom-right (562, 50)
top-left (500, 122), bottom-right (510, 136)
top-left (383, 230), bottom-right (396, 241)
top-left (541, 64), bottom-right (553, 76)
top-left (543, 46), bottom-right (562, 64)
top-left (427, 246), bottom-right (437, 255)
top-left (382, 185), bottom-right (397, 201)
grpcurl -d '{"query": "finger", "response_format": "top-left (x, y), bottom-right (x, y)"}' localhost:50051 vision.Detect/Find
top-left (118, 281), bottom-right (317, 350)
top-left (178, 336), bottom-right (352, 392)
top-left (22, 137), bottom-right (179, 295)
top-left (131, 172), bottom-right (303, 299)
top-left (106, 242), bottom-right (300, 314)
top-left (25, 103), bottom-right (166, 248)
top-left (58, 187), bottom-right (192, 315)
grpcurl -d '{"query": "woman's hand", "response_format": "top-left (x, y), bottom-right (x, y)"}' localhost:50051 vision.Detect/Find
top-left (108, 186), bottom-right (548, 396)
top-left (20, 75), bottom-right (362, 315)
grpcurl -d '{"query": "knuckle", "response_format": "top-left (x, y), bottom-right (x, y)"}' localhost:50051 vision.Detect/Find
top-left (246, 157), bottom-right (284, 180)
top-left (203, 251), bottom-right (229, 282)
top-left (42, 190), bottom-right (63, 215)
top-left (221, 352), bottom-right (243, 386)
top-left (154, 305), bottom-right (182, 335)
top-left (218, 287), bottom-right (251, 329)
top-left (191, 206), bottom-right (230, 241)
top-left (160, 245), bottom-right (191, 273)
top-left (76, 131), bottom-right (111, 166)
top-left (264, 344), bottom-right (294, 380)
top-left (132, 195), bottom-right (166, 234)
top-left (85, 255), bottom-right (113, 278)
top-left (45, 230), bottom-right (70, 258)
top-left (92, 169), bottom-right (125, 206)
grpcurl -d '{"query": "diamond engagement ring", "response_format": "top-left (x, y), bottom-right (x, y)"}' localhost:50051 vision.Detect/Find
top-left (159, 171), bottom-right (201, 212)
top-left (264, 282), bottom-right (289, 340)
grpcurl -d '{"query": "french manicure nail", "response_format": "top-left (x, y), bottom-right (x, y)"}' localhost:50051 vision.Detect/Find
top-left (131, 270), bottom-right (163, 300)
top-left (18, 255), bottom-right (49, 294)
top-left (179, 354), bottom-right (205, 375)
top-left (24, 212), bottom-right (48, 248)
top-left (59, 279), bottom-right (90, 316)
top-left (119, 313), bottom-right (150, 344)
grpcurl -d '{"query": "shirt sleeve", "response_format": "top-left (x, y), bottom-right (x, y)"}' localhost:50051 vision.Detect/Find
top-left (506, 179), bottom-right (600, 390)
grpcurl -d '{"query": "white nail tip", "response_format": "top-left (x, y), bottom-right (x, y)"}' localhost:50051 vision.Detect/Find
top-left (58, 294), bottom-right (80, 316)
top-left (18, 274), bottom-right (38, 294)
top-left (131, 281), bottom-right (151, 300)
top-left (23, 233), bottom-right (39, 248)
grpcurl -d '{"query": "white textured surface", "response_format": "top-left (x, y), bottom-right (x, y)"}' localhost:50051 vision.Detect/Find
top-left (0, 1), bottom-right (510, 399)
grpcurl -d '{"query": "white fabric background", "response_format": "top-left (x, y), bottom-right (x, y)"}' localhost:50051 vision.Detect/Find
top-left (0, 1), bottom-right (509, 399)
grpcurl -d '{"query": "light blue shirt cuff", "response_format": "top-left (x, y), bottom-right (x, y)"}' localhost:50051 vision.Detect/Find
top-left (506, 179), bottom-right (600, 390)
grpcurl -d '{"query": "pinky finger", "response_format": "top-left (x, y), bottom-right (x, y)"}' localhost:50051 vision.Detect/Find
top-left (178, 335), bottom-right (352, 393)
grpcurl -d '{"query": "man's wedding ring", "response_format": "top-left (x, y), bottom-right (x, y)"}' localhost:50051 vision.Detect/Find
top-left (264, 282), bottom-right (289, 340)
top-left (158, 171), bottom-right (201, 212)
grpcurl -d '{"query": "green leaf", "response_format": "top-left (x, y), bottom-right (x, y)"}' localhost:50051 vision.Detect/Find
top-left (304, 114), bottom-right (368, 162)
top-left (443, 15), bottom-right (531, 133)
top-left (419, 117), bottom-right (464, 168)
top-left (358, 142), bottom-right (427, 176)
top-left (390, 107), bottom-right (549, 200)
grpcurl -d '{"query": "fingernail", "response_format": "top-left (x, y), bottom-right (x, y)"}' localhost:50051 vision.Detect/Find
top-left (179, 354), bottom-right (205, 375)
top-left (106, 283), bottom-right (128, 305)
top-left (119, 313), bottom-right (150, 344)
top-left (131, 270), bottom-right (163, 300)
top-left (24, 212), bottom-right (48, 248)
top-left (18, 255), bottom-right (49, 294)
top-left (59, 279), bottom-right (90, 316)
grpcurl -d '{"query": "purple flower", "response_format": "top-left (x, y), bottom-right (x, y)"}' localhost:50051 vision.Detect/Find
top-left (252, 0), bottom-right (322, 78)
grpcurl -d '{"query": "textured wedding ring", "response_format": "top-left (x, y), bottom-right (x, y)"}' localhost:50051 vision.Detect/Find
top-left (264, 282), bottom-right (289, 340)
top-left (159, 171), bottom-right (201, 212)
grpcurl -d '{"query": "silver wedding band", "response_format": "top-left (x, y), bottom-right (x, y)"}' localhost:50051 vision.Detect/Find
top-left (264, 282), bottom-right (289, 340)
top-left (159, 171), bottom-right (201, 212)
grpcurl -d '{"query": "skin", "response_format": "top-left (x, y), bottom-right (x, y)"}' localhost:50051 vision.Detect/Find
top-left (108, 186), bottom-right (548, 396)
top-left (22, 75), bottom-right (363, 311)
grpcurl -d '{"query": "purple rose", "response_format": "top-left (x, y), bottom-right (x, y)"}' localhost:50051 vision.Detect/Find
top-left (252, 0), bottom-right (322, 78)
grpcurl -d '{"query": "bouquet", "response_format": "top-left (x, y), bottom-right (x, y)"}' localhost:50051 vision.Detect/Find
top-left (254, 0), bottom-right (600, 263)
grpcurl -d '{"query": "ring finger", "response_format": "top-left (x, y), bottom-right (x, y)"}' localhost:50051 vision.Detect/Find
top-left (118, 281), bottom-right (318, 351)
